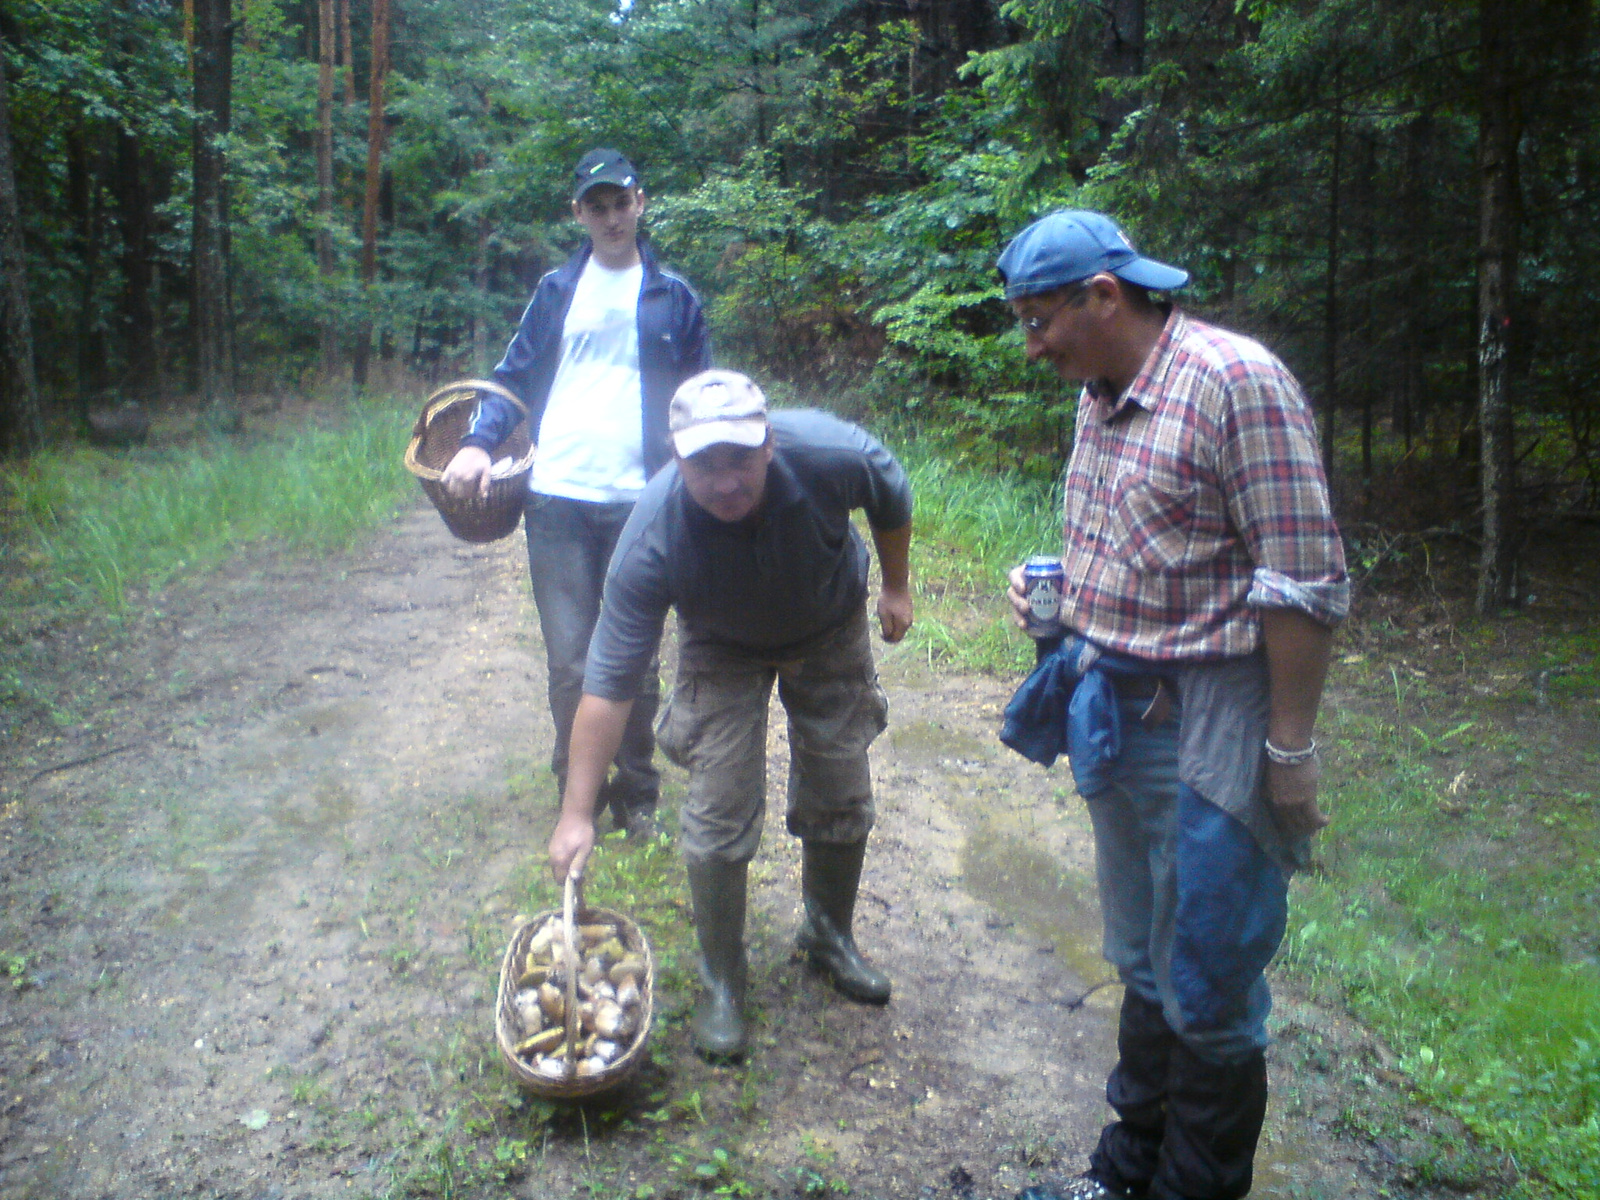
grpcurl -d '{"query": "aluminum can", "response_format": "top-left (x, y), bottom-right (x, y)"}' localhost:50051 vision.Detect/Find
top-left (1021, 555), bottom-right (1066, 638)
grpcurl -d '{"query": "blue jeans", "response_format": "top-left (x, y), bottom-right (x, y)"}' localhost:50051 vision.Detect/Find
top-left (524, 494), bottom-right (660, 815)
top-left (1082, 695), bottom-right (1286, 1064)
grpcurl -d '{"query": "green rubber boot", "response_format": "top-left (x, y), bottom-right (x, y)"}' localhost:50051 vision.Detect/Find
top-left (796, 839), bottom-right (891, 1004)
top-left (685, 857), bottom-right (749, 1060)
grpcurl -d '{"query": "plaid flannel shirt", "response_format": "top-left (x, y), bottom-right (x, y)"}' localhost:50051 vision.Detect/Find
top-left (1058, 308), bottom-right (1348, 661)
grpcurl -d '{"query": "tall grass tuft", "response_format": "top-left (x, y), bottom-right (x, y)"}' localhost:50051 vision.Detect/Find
top-left (3, 397), bottom-right (416, 618)
top-left (885, 440), bottom-right (1063, 673)
top-left (899, 447), bottom-right (1061, 590)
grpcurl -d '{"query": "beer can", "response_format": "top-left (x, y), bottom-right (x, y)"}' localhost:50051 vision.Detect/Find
top-left (1022, 555), bottom-right (1066, 638)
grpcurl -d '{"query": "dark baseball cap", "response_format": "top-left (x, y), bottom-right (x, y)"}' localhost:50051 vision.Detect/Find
top-left (997, 210), bottom-right (1189, 300)
top-left (572, 148), bottom-right (641, 201)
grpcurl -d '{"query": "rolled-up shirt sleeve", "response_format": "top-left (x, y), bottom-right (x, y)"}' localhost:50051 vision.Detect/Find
top-left (1217, 360), bottom-right (1350, 628)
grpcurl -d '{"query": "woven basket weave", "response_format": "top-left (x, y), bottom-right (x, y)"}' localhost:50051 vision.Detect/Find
top-left (494, 876), bottom-right (656, 1099)
top-left (403, 379), bottom-right (536, 543)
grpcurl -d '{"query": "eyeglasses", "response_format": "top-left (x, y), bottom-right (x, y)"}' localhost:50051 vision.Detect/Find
top-left (1016, 280), bottom-right (1093, 334)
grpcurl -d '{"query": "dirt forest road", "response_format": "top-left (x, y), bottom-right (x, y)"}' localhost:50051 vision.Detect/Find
top-left (1, 501), bottom-right (1427, 1200)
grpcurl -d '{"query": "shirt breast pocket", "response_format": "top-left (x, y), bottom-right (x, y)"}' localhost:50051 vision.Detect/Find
top-left (1109, 470), bottom-right (1201, 574)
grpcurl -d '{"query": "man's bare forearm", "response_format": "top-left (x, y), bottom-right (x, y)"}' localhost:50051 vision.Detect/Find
top-left (869, 522), bottom-right (913, 642)
top-left (562, 694), bottom-right (634, 818)
top-left (870, 522), bottom-right (912, 593)
top-left (1260, 607), bottom-right (1333, 749)
top-left (548, 694), bottom-right (634, 881)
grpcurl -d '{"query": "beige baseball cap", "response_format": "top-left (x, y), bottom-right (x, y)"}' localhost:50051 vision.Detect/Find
top-left (668, 370), bottom-right (770, 458)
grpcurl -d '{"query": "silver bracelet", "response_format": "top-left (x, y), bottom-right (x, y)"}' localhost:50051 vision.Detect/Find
top-left (1264, 737), bottom-right (1318, 766)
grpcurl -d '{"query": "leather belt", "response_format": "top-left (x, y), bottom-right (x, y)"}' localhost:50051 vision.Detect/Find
top-left (1113, 673), bottom-right (1174, 727)
top-left (1111, 674), bottom-right (1164, 700)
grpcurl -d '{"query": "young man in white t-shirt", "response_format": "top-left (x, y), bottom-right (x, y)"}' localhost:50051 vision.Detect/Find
top-left (441, 149), bottom-right (711, 836)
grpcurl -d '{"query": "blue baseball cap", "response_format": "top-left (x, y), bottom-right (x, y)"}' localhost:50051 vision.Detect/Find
top-left (997, 210), bottom-right (1189, 300)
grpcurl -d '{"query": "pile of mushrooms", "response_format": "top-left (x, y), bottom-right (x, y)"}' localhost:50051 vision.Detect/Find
top-left (511, 915), bottom-right (646, 1079)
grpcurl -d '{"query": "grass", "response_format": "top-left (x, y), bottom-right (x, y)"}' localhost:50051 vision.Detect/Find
top-left (0, 395), bottom-right (418, 739)
top-left (1282, 668), bottom-right (1600, 1198)
top-left (889, 442), bottom-right (1062, 675)
top-left (0, 394), bottom-right (416, 619)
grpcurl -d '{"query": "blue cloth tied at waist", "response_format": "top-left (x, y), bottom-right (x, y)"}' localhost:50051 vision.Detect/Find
top-left (1000, 635), bottom-right (1166, 797)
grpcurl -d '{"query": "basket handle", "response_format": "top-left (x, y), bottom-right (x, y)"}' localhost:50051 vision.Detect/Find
top-left (561, 872), bottom-right (582, 1076)
top-left (413, 378), bottom-right (527, 440)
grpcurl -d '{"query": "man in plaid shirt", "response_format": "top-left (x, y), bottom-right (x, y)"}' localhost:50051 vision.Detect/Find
top-left (997, 211), bottom-right (1347, 1200)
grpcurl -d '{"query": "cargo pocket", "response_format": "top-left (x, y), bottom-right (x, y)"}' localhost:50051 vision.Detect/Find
top-left (654, 674), bottom-right (696, 769)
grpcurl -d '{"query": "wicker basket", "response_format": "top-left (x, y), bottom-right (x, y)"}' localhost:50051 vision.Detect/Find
top-left (495, 875), bottom-right (656, 1099)
top-left (403, 379), bottom-right (536, 543)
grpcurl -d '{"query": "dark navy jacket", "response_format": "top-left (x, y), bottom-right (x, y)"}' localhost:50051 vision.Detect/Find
top-left (461, 237), bottom-right (710, 477)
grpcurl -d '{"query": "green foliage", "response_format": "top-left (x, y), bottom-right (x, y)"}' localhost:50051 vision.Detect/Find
top-left (2, 950), bottom-right (30, 990)
top-left (6, 0), bottom-right (1600, 518)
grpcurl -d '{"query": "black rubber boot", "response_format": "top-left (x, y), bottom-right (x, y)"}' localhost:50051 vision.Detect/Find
top-left (796, 840), bottom-right (891, 1004)
top-left (1089, 989), bottom-right (1176, 1196)
top-left (1148, 1041), bottom-right (1268, 1200)
top-left (685, 857), bottom-right (749, 1061)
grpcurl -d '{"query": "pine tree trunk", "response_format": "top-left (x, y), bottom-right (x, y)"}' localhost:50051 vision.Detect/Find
top-left (1396, 115), bottom-right (1431, 454)
top-left (1099, 0), bottom-right (1145, 142)
top-left (1357, 131), bottom-right (1376, 503)
top-left (0, 45), bottom-right (42, 458)
top-left (352, 0), bottom-right (390, 389)
top-left (114, 128), bottom-right (157, 402)
top-left (191, 0), bottom-right (237, 426)
top-left (338, 0), bottom-right (356, 105)
top-left (316, 0), bottom-right (336, 373)
top-left (1321, 89), bottom-right (1342, 481)
top-left (113, 6), bottom-right (158, 404)
top-left (472, 140), bottom-right (489, 374)
top-left (1475, 0), bottom-right (1520, 614)
top-left (68, 130), bottom-right (109, 413)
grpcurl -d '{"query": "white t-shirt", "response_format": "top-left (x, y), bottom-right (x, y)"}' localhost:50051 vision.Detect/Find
top-left (530, 257), bottom-right (646, 502)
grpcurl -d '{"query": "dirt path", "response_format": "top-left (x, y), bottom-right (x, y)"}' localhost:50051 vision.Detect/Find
top-left (1, 502), bottom-right (1423, 1199)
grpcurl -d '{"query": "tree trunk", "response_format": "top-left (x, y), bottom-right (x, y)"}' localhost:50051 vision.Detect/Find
top-left (114, 127), bottom-right (158, 402)
top-left (1396, 114), bottom-right (1431, 454)
top-left (1357, 130), bottom-right (1376, 503)
top-left (1475, 0), bottom-right (1520, 613)
top-left (68, 130), bottom-right (109, 412)
top-left (352, 0), bottom-right (390, 388)
top-left (905, 0), bottom-right (999, 96)
top-left (191, 0), bottom-right (237, 426)
top-left (1099, 0), bottom-right (1145, 143)
top-left (0, 44), bottom-right (42, 458)
top-left (338, 0), bottom-right (356, 105)
top-left (1321, 86), bottom-right (1342, 481)
top-left (316, 0), bottom-right (336, 373)
top-left (750, 0), bottom-right (766, 149)
top-left (472, 138), bottom-right (490, 373)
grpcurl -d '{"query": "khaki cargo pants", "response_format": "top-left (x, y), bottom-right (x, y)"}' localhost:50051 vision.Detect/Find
top-left (656, 607), bottom-right (889, 864)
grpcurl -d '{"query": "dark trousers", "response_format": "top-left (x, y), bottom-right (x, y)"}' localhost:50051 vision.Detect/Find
top-left (524, 494), bottom-right (660, 816)
top-left (1090, 990), bottom-right (1268, 1200)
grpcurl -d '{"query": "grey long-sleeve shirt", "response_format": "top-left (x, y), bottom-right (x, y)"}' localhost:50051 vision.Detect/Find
top-left (584, 409), bottom-right (913, 701)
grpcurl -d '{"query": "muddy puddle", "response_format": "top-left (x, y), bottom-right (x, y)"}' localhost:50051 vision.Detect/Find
top-left (886, 718), bottom-right (1114, 1006)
